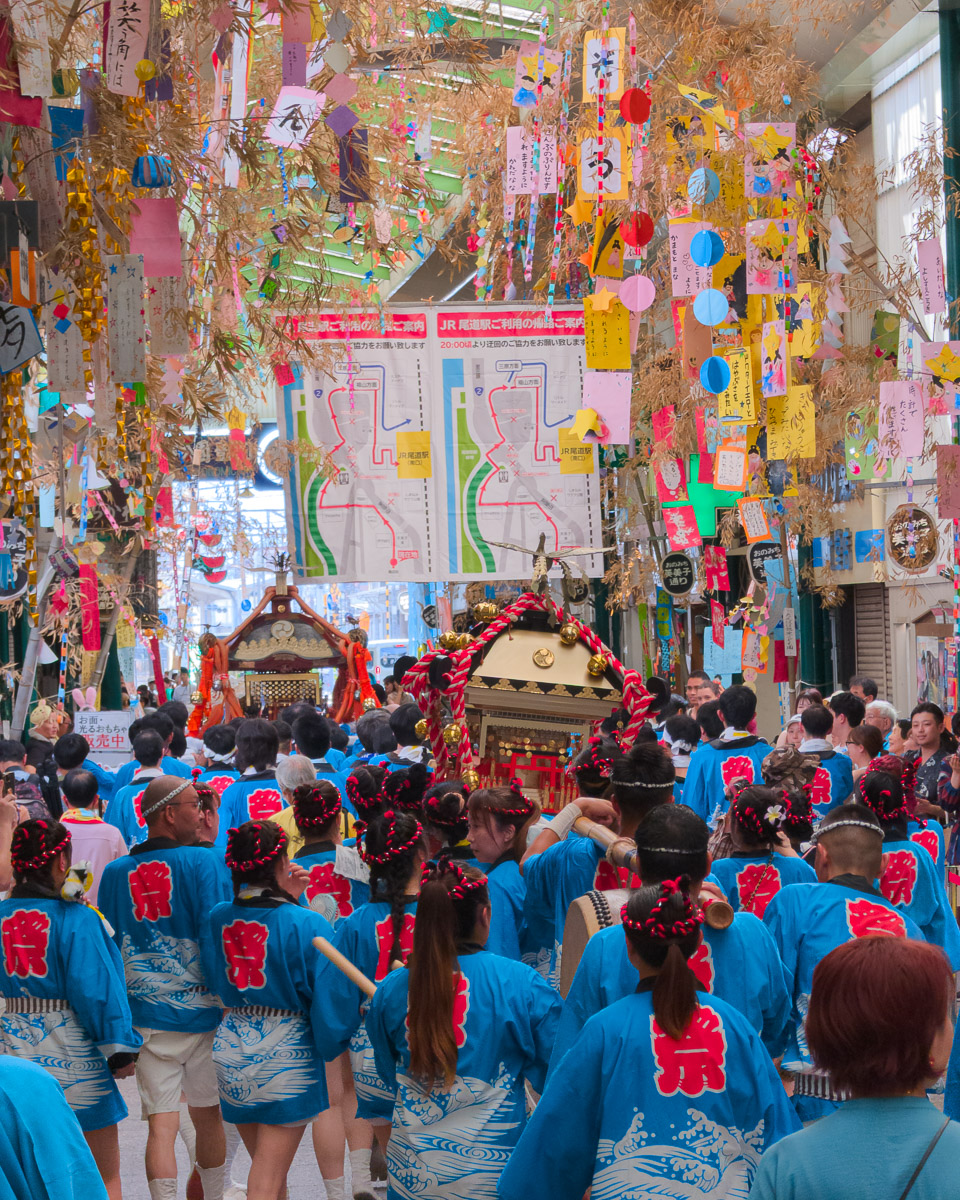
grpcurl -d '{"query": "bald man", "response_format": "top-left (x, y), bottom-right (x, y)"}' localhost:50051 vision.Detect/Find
top-left (99, 777), bottom-right (231, 1200)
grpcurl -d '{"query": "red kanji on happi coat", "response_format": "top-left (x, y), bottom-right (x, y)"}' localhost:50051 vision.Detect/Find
top-left (652, 1006), bottom-right (727, 1098)
top-left (129, 860), bottom-right (174, 922)
top-left (1, 911), bottom-right (51, 978)
top-left (845, 898), bottom-right (908, 939)
top-left (222, 919), bottom-right (269, 989)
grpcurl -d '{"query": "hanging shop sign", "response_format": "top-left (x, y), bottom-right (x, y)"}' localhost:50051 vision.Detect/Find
top-left (660, 552), bottom-right (696, 597)
top-left (886, 505), bottom-right (938, 574)
top-left (747, 541), bottom-right (783, 584)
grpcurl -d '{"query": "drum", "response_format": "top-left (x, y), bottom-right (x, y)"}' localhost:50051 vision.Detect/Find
top-left (559, 888), bottom-right (632, 998)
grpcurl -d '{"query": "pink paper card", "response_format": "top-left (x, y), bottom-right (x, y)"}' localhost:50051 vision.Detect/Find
top-left (746, 217), bottom-right (797, 294)
top-left (917, 238), bottom-right (947, 315)
top-left (711, 599), bottom-right (726, 647)
top-left (936, 444), bottom-right (960, 519)
top-left (920, 341), bottom-right (960, 413)
top-left (104, 0), bottom-right (150, 96)
top-left (281, 0), bottom-right (312, 44)
top-left (129, 199), bottom-right (182, 278)
top-left (325, 73), bottom-right (358, 105)
top-left (654, 456), bottom-right (687, 502)
top-left (760, 320), bottom-right (787, 398)
top-left (668, 222), bottom-right (712, 297)
top-left (744, 121), bottom-right (796, 197)
top-left (664, 505), bottom-right (702, 550)
top-left (705, 544), bottom-right (730, 590)
top-left (512, 40), bottom-right (563, 107)
top-left (878, 379), bottom-right (925, 459)
top-left (504, 126), bottom-right (558, 195)
top-left (583, 369), bottom-right (632, 443)
top-left (651, 404), bottom-right (676, 449)
top-left (697, 451), bottom-right (714, 483)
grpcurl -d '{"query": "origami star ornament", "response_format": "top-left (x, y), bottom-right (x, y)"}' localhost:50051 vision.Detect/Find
top-left (566, 191), bottom-right (593, 226)
top-left (749, 124), bottom-right (793, 160)
top-left (926, 345), bottom-right (960, 384)
top-left (520, 54), bottom-right (560, 86)
top-left (426, 5), bottom-right (456, 34)
top-left (591, 286), bottom-right (617, 312)
top-left (571, 407), bottom-right (604, 441)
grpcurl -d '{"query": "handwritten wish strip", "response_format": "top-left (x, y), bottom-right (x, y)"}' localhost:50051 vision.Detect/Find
top-left (44, 286), bottom-right (85, 391)
top-left (668, 222), bottom-right (713, 297)
top-left (583, 297), bottom-right (631, 370)
top-left (105, 254), bottom-right (146, 383)
top-left (9, 0), bottom-right (53, 97)
top-left (917, 238), bottom-right (947, 315)
top-left (878, 379), bottom-right (925, 459)
top-left (766, 385), bottom-right (815, 460)
top-left (147, 274), bottom-right (189, 356)
top-left (505, 126), bottom-right (558, 195)
top-left (104, 0), bottom-right (151, 96)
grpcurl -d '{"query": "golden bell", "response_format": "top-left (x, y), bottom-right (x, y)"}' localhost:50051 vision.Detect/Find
top-left (462, 768), bottom-right (480, 790)
top-left (587, 653), bottom-right (608, 676)
top-left (362, 697), bottom-right (378, 711)
top-left (442, 722), bottom-right (463, 748)
top-left (474, 600), bottom-right (499, 623)
top-left (456, 632), bottom-right (473, 649)
top-left (414, 718), bottom-right (428, 740)
top-left (438, 630), bottom-right (460, 650)
top-left (559, 623), bottom-right (579, 645)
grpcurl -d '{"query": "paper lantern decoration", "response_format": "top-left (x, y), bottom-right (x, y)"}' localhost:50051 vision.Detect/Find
top-left (700, 355), bottom-right (732, 394)
top-left (687, 167), bottom-right (720, 204)
top-left (692, 288), bottom-right (729, 326)
top-left (619, 273), bottom-right (656, 313)
top-left (621, 210), bottom-right (654, 248)
top-left (619, 87), bottom-right (651, 125)
top-left (132, 155), bottom-right (173, 188)
top-left (690, 229), bottom-right (725, 267)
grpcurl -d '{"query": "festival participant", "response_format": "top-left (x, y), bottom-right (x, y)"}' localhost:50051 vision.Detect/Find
top-left (291, 712), bottom-right (349, 792)
top-left (0, 819), bottom-right (140, 1200)
top-left (681, 685), bottom-right (770, 827)
top-left (684, 669), bottom-right (711, 716)
top-left (386, 704), bottom-right (431, 768)
top-left (218, 719), bottom-right (285, 840)
top-left (420, 778), bottom-right (470, 858)
top-left (60, 769), bottom-right (127, 903)
top-left (24, 701), bottom-right (64, 769)
top-left (890, 717), bottom-right (917, 756)
top-left (856, 765), bottom-right (960, 966)
top-left (352, 710), bottom-right (398, 767)
top-left (752, 938), bottom-right (959, 1200)
top-left (273, 719), bottom-right (293, 762)
top-left (113, 713), bottom-right (193, 789)
top-left (695, 698), bottom-right (725, 743)
top-left (104, 731), bottom-right (167, 846)
top-left (199, 820), bottom-right (335, 1200)
top-left (99, 777), bottom-right (230, 1200)
top-left (195, 726), bottom-right (240, 798)
top-left (763, 803), bottom-right (926, 1120)
top-left (798, 704), bottom-right (854, 817)
top-left (271, 755), bottom-right (320, 856)
top-left (501, 879), bottom-right (799, 1200)
top-left (292, 781), bottom-right (370, 920)
top-left (378, 762), bottom-right (432, 816)
top-left (864, 700), bottom-right (897, 750)
top-left (663, 712), bottom-right (699, 799)
top-left (845, 723), bottom-right (884, 774)
top-left (522, 741), bottom-right (674, 988)
top-left (0, 1054), bottom-right (111, 1200)
top-left (709, 785), bottom-right (816, 917)
top-left (465, 781), bottom-right (540, 961)
top-left (345, 764), bottom-right (388, 825)
top-left (53, 732), bottom-right (117, 804)
top-left (314, 809), bottom-right (428, 1198)
top-left (552, 803), bottom-right (791, 1065)
top-left (826, 690), bottom-right (865, 755)
top-left (365, 857), bottom-right (561, 1200)
top-left (0, 737), bottom-right (52, 820)
top-left (326, 718), bottom-right (352, 770)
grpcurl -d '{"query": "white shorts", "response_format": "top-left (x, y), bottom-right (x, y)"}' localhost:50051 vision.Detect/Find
top-left (135, 1028), bottom-right (220, 1116)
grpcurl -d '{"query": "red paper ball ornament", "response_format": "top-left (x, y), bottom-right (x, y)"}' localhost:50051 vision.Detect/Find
top-left (619, 87), bottom-right (651, 125)
top-left (621, 211), bottom-right (654, 248)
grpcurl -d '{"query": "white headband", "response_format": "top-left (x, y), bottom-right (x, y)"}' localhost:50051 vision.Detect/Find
top-left (140, 777), bottom-right (194, 821)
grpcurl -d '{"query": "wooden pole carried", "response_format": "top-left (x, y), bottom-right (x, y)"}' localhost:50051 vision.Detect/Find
top-left (313, 936), bottom-right (378, 998)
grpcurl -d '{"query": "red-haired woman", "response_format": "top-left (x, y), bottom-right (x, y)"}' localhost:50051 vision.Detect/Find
top-left (466, 782), bottom-right (540, 961)
top-left (754, 937), bottom-right (959, 1200)
top-left (199, 819), bottom-right (335, 1200)
top-left (314, 808), bottom-right (428, 1200)
top-left (365, 856), bottom-right (561, 1200)
top-left (500, 878), bottom-right (799, 1200)
top-left (0, 819), bottom-right (140, 1200)
top-left (709, 785), bottom-right (816, 918)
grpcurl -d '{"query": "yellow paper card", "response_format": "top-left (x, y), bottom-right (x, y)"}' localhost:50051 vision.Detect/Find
top-left (558, 426), bottom-right (595, 474)
top-left (767, 385), bottom-right (816, 460)
top-left (788, 283), bottom-right (820, 358)
top-left (578, 129), bottom-right (631, 201)
top-left (582, 28), bottom-right (626, 101)
top-left (584, 297), bottom-right (632, 369)
top-left (396, 431), bottom-right (432, 478)
top-left (717, 349), bottom-right (756, 424)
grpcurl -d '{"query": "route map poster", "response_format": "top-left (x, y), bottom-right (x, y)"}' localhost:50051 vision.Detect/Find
top-left (279, 306), bottom-right (604, 582)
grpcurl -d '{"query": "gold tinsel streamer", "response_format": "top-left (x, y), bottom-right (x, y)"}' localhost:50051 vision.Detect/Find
top-left (0, 369), bottom-right (35, 620)
top-left (64, 156), bottom-right (104, 390)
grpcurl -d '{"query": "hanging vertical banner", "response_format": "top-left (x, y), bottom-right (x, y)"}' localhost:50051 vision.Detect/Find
top-left (79, 564), bottom-right (101, 651)
top-left (44, 285), bottom-right (85, 391)
top-left (223, 2), bottom-right (252, 187)
top-left (147, 273), bottom-right (190, 355)
top-left (103, 0), bottom-right (151, 96)
top-left (105, 253), bottom-right (146, 383)
top-left (8, 0), bottom-right (53, 97)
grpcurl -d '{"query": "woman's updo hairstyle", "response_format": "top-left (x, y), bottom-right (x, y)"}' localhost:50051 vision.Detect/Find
top-left (422, 779), bottom-right (469, 847)
top-left (781, 785), bottom-right (814, 843)
top-left (224, 819), bottom-right (289, 896)
top-left (10, 819), bottom-right (71, 885)
top-left (292, 780), bottom-right (342, 835)
top-left (377, 762), bottom-right (431, 814)
top-left (729, 784), bottom-right (787, 849)
top-left (568, 735), bottom-right (622, 797)
top-left (361, 808), bottom-right (426, 971)
top-left (345, 765), bottom-right (386, 822)
top-left (621, 877), bottom-right (704, 1039)
top-left (857, 769), bottom-right (910, 826)
top-left (466, 780), bottom-right (540, 860)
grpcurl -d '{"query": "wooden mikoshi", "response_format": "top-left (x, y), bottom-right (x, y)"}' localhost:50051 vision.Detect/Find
top-left (558, 817), bottom-right (734, 998)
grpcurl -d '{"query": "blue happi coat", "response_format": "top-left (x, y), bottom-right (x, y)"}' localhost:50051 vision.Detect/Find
top-left (0, 1055), bottom-right (108, 1200)
top-left (103, 771), bottom-right (158, 846)
top-left (216, 772), bottom-right (287, 842)
top-left (551, 910), bottom-right (790, 1067)
top-left (907, 818), bottom-right (946, 876)
top-left (196, 767), bottom-right (240, 799)
top-left (806, 751), bottom-right (854, 819)
top-left (878, 835), bottom-right (960, 968)
top-left (478, 858), bottom-right (528, 961)
top-left (295, 840), bottom-right (370, 922)
top-left (710, 853), bottom-right (817, 918)
top-left (366, 948), bottom-right (561, 1200)
top-left (0, 894), bottom-right (140, 1130)
top-left (764, 876), bottom-right (925, 1118)
top-left (200, 895), bottom-right (334, 1125)
top-left (313, 897), bottom-right (418, 1120)
top-left (681, 735), bottom-right (771, 827)
top-left (500, 987), bottom-right (800, 1200)
top-left (112, 756), bottom-right (192, 791)
top-left (99, 839), bottom-right (231, 1032)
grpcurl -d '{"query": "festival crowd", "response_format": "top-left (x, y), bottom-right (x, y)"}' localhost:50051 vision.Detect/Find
top-left (2, 660), bottom-right (960, 1200)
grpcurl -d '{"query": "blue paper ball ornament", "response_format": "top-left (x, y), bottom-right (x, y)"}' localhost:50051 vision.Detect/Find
top-left (689, 229), bottom-right (725, 267)
top-left (132, 154), bottom-right (173, 188)
top-left (687, 167), bottom-right (720, 204)
top-left (700, 355), bottom-right (731, 394)
top-left (692, 288), bottom-right (729, 327)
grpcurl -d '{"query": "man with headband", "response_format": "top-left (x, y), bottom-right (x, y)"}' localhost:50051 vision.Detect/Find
top-left (100, 776), bottom-right (231, 1200)
top-left (763, 803), bottom-right (929, 1120)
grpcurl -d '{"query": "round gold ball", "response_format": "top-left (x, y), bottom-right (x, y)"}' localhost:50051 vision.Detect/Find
top-left (438, 630), bottom-right (460, 650)
top-left (474, 600), bottom-right (499, 623)
top-left (190, 690), bottom-right (203, 704)
top-left (414, 718), bottom-right (428, 740)
top-left (587, 653), bottom-right (608, 677)
top-left (456, 632), bottom-right (473, 649)
top-left (462, 769), bottom-right (480, 790)
top-left (442, 722), bottom-right (463, 747)
top-left (559, 623), bottom-right (579, 645)
top-left (362, 697), bottom-right (378, 711)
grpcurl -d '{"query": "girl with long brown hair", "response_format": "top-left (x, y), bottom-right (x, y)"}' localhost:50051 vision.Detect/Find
top-left (364, 855), bottom-right (561, 1200)
top-left (500, 878), bottom-right (799, 1200)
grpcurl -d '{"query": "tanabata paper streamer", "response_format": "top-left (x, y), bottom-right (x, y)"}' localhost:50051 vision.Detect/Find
top-left (79, 564), bottom-right (101, 651)
top-left (664, 504), bottom-right (702, 550)
top-left (917, 238), bottom-right (947, 315)
top-left (266, 85), bottom-right (326, 146)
